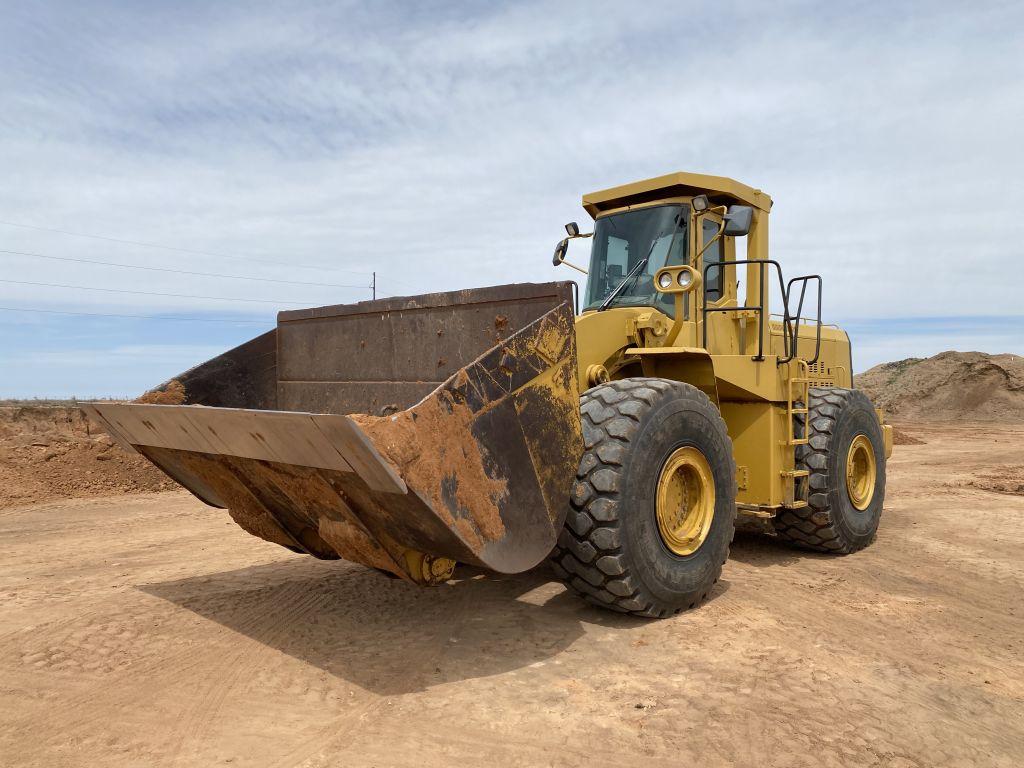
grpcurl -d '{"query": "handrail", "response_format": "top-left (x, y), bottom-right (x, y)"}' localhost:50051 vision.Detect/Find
top-left (782, 275), bottom-right (822, 364)
top-left (701, 260), bottom-right (823, 365)
top-left (702, 259), bottom-right (787, 361)
top-left (770, 313), bottom-right (836, 328)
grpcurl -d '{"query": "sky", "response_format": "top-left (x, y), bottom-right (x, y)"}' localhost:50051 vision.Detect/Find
top-left (2, 1), bottom-right (1023, 398)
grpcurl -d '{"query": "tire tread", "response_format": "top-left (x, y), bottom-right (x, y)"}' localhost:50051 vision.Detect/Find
top-left (774, 387), bottom-right (880, 554)
top-left (551, 378), bottom-right (734, 617)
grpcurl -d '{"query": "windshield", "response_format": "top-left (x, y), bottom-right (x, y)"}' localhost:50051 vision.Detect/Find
top-left (583, 204), bottom-right (689, 313)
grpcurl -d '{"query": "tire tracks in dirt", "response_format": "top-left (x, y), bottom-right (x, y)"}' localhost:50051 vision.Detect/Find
top-left (260, 578), bottom-right (481, 768)
top-left (3, 579), bottom-right (316, 754)
top-left (158, 582), bottom-right (333, 767)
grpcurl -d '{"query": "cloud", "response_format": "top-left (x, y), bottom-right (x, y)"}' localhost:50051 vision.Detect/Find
top-left (1, 1), bottom-right (1022, 396)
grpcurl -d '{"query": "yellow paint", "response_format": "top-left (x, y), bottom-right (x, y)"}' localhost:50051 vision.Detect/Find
top-left (568, 171), bottom-right (890, 510)
top-left (655, 446), bottom-right (715, 556)
top-left (846, 434), bottom-right (877, 510)
top-left (582, 171), bottom-right (773, 216)
top-left (882, 424), bottom-right (894, 458)
top-left (718, 401), bottom-right (790, 507)
top-left (403, 550), bottom-right (456, 585)
top-left (573, 307), bottom-right (649, 389)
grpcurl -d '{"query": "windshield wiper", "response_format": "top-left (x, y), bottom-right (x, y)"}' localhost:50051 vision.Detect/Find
top-left (598, 224), bottom-right (677, 312)
top-left (598, 256), bottom-right (649, 311)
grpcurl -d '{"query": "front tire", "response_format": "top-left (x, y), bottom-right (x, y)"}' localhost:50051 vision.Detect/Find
top-left (550, 378), bottom-right (736, 618)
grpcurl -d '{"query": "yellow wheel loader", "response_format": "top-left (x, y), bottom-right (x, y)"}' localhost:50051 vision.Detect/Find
top-left (86, 171), bottom-right (892, 618)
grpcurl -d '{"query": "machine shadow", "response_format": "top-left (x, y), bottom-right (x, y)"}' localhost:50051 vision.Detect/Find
top-left (728, 530), bottom-right (825, 568)
top-left (139, 557), bottom-right (642, 695)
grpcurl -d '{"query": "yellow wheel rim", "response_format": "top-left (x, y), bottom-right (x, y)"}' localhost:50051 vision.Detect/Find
top-left (656, 446), bottom-right (715, 556)
top-left (845, 434), bottom-right (877, 511)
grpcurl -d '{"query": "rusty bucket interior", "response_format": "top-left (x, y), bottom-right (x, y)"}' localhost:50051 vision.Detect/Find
top-left (84, 282), bottom-right (582, 583)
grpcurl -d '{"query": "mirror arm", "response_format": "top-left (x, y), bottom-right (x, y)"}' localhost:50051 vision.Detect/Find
top-left (696, 218), bottom-right (727, 260)
top-left (553, 231), bottom-right (592, 274)
top-left (693, 203), bottom-right (728, 221)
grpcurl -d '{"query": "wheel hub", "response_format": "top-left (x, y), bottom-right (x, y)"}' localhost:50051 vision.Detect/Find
top-left (845, 434), bottom-right (877, 511)
top-left (655, 446), bottom-right (715, 556)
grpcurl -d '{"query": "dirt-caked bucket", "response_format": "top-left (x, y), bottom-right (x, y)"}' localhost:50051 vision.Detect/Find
top-left (84, 282), bottom-right (582, 582)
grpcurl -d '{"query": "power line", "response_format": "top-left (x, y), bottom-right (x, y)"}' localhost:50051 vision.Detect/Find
top-left (0, 218), bottom-right (371, 275)
top-left (0, 248), bottom-right (370, 289)
top-left (374, 276), bottom-right (421, 294)
top-left (0, 305), bottom-right (271, 325)
top-left (0, 278), bottom-right (312, 305)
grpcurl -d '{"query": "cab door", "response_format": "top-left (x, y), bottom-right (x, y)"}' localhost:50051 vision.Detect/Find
top-left (697, 213), bottom-right (740, 355)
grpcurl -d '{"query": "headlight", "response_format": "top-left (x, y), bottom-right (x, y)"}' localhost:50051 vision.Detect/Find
top-left (657, 271), bottom-right (674, 290)
top-left (677, 269), bottom-right (693, 287)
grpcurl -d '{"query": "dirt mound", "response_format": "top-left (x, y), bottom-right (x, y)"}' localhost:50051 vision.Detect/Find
top-left (892, 427), bottom-right (925, 445)
top-left (136, 379), bottom-right (186, 405)
top-left (0, 405), bottom-right (175, 509)
top-left (856, 351), bottom-right (1024, 422)
top-left (965, 467), bottom-right (1024, 496)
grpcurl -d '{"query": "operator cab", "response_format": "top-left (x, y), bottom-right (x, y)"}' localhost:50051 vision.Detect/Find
top-left (552, 172), bottom-right (764, 318)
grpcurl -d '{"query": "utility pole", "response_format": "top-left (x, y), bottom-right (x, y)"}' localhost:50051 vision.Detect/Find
top-left (372, 271), bottom-right (376, 300)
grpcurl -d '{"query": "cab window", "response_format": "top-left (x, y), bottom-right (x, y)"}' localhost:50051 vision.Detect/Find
top-left (583, 204), bottom-right (688, 314)
top-left (702, 219), bottom-right (724, 301)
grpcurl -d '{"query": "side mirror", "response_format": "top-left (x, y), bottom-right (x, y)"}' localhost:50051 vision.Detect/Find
top-left (551, 236), bottom-right (588, 274)
top-left (723, 205), bottom-right (753, 236)
top-left (565, 222), bottom-right (580, 237)
top-left (552, 238), bottom-right (569, 266)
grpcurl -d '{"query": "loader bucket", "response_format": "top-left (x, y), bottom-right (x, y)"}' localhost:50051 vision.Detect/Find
top-left (83, 282), bottom-right (581, 582)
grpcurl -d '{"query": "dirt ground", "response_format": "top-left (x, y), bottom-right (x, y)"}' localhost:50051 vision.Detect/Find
top-left (1, 422), bottom-right (1022, 768)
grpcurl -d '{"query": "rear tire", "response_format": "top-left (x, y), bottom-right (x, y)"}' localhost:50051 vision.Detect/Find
top-left (550, 378), bottom-right (736, 618)
top-left (774, 387), bottom-right (886, 553)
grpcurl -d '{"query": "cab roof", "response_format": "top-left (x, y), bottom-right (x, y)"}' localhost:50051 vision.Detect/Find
top-left (582, 171), bottom-right (772, 217)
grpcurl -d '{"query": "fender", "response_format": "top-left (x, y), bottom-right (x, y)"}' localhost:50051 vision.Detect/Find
top-left (622, 346), bottom-right (719, 406)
